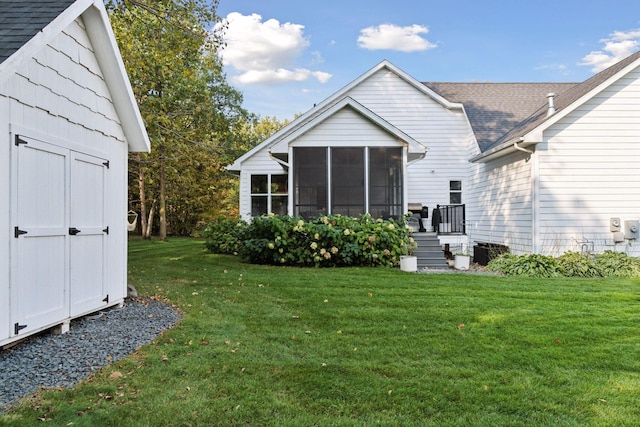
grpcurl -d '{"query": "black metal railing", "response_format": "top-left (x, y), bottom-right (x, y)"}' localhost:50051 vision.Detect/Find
top-left (433, 204), bottom-right (465, 234)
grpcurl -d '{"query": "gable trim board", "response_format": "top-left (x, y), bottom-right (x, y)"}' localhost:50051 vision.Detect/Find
top-left (1, 0), bottom-right (149, 347)
top-left (231, 50), bottom-right (640, 258)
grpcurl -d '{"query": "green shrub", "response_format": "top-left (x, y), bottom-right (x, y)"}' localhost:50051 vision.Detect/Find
top-left (239, 213), bottom-right (414, 268)
top-left (202, 216), bottom-right (248, 255)
top-left (557, 251), bottom-right (603, 278)
top-left (487, 250), bottom-right (640, 278)
top-left (595, 250), bottom-right (640, 277)
top-left (487, 253), bottom-right (561, 278)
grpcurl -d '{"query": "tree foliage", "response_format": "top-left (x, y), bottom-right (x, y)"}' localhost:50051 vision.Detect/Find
top-left (107, 0), bottom-right (251, 237)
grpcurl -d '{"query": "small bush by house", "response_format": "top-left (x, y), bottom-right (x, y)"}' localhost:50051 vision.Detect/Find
top-left (487, 250), bottom-right (640, 278)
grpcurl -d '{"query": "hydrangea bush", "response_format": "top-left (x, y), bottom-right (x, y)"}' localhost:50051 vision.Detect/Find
top-left (206, 214), bottom-right (416, 268)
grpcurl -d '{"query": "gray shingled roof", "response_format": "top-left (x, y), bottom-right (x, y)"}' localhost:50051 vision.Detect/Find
top-left (423, 82), bottom-right (577, 152)
top-left (0, 0), bottom-right (75, 64)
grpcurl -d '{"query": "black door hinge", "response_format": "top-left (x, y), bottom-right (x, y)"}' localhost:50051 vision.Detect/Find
top-left (102, 295), bottom-right (109, 303)
top-left (103, 160), bottom-right (110, 169)
top-left (14, 135), bottom-right (27, 146)
top-left (14, 323), bottom-right (27, 334)
top-left (102, 226), bottom-right (109, 235)
top-left (14, 227), bottom-right (27, 238)
top-left (69, 227), bottom-right (81, 235)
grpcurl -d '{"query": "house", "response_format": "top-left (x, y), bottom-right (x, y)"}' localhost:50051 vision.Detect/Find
top-left (0, 0), bottom-right (150, 347)
top-left (228, 50), bottom-right (640, 262)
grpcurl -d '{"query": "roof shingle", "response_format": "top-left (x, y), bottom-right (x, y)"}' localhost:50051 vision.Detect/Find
top-left (424, 82), bottom-right (577, 152)
top-left (0, 0), bottom-right (75, 64)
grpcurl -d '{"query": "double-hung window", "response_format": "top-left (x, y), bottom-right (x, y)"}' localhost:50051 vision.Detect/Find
top-left (449, 180), bottom-right (462, 204)
top-left (251, 174), bottom-right (288, 216)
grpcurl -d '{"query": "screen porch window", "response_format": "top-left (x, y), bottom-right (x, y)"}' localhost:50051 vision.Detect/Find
top-left (251, 174), bottom-right (288, 216)
top-left (293, 147), bottom-right (403, 219)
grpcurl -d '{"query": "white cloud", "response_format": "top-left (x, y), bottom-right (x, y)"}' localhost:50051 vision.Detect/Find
top-left (358, 24), bottom-right (437, 52)
top-left (216, 13), bottom-right (331, 85)
top-left (235, 68), bottom-right (332, 85)
top-left (579, 28), bottom-right (640, 72)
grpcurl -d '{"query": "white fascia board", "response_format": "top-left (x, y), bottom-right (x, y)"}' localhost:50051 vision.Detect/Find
top-left (83, 1), bottom-right (150, 152)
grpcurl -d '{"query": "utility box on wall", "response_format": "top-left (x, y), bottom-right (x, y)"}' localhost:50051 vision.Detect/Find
top-left (625, 220), bottom-right (640, 240)
top-left (610, 217), bottom-right (621, 232)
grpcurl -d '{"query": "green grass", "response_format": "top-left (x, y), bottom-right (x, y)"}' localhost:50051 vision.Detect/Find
top-left (3, 238), bottom-right (640, 426)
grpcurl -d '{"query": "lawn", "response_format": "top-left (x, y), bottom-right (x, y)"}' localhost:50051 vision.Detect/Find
top-left (3, 238), bottom-right (640, 426)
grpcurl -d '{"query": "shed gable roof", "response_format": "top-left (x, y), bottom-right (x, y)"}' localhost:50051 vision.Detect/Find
top-left (0, 0), bottom-right (74, 64)
top-left (0, 0), bottom-right (150, 152)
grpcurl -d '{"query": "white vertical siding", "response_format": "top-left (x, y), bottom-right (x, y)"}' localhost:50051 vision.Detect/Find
top-left (536, 68), bottom-right (640, 255)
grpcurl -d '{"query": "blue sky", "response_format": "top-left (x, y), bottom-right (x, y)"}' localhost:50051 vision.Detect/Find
top-left (215, 0), bottom-right (640, 121)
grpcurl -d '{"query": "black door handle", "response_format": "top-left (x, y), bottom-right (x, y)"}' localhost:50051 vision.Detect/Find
top-left (69, 227), bottom-right (81, 235)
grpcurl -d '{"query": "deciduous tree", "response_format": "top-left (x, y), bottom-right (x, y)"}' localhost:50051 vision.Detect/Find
top-left (107, 0), bottom-right (247, 238)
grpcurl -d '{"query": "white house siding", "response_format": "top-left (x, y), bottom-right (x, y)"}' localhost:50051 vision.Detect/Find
top-left (0, 18), bottom-right (129, 345)
top-left (536, 67), bottom-right (640, 256)
top-left (345, 69), bottom-right (474, 215)
top-left (237, 149), bottom-right (287, 220)
top-left (291, 107), bottom-right (402, 147)
top-left (469, 150), bottom-right (534, 254)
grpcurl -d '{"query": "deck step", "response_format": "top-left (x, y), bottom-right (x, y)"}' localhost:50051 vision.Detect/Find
top-left (412, 232), bottom-right (450, 270)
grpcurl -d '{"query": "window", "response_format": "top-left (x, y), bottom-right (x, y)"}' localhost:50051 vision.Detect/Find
top-left (251, 174), bottom-right (288, 216)
top-left (449, 180), bottom-right (462, 204)
top-left (293, 147), bottom-right (403, 219)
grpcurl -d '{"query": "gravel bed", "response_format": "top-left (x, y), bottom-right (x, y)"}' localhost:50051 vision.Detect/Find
top-left (0, 297), bottom-right (182, 413)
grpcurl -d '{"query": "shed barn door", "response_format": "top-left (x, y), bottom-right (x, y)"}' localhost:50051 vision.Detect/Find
top-left (69, 152), bottom-right (108, 317)
top-left (11, 138), bottom-right (69, 336)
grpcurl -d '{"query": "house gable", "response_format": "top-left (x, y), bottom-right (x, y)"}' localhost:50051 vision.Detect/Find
top-left (228, 60), bottom-right (460, 171)
top-left (269, 97), bottom-right (426, 156)
top-left (471, 51), bottom-right (640, 162)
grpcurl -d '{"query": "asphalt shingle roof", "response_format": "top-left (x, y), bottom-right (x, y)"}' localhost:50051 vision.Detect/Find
top-left (423, 82), bottom-right (578, 152)
top-left (0, 0), bottom-right (75, 64)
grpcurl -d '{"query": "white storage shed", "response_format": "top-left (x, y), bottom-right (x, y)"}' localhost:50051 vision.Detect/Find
top-left (0, 0), bottom-right (150, 347)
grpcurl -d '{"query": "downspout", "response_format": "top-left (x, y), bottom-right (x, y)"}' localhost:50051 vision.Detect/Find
top-left (407, 150), bottom-right (427, 166)
top-left (268, 150), bottom-right (289, 169)
top-left (513, 137), bottom-right (533, 155)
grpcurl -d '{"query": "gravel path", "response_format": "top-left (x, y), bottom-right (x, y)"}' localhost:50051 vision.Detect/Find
top-left (0, 297), bottom-right (182, 413)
